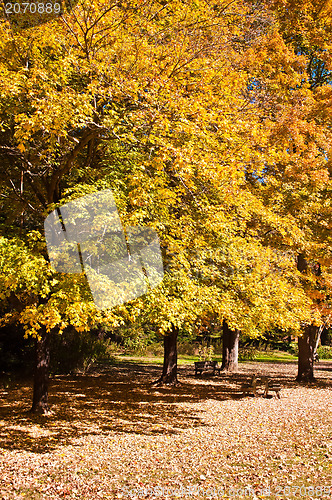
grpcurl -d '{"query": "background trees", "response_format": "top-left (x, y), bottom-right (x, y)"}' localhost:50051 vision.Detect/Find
top-left (246, 0), bottom-right (332, 380)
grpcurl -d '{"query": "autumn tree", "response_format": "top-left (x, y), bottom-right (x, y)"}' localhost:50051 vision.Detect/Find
top-left (0, 0), bottom-right (325, 406)
top-left (245, 0), bottom-right (332, 381)
top-left (0, 235), bottom-right (126, 412)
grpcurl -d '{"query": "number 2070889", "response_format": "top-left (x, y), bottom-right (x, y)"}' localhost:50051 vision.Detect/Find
top-left (4, 3), bottom-right (61, 14)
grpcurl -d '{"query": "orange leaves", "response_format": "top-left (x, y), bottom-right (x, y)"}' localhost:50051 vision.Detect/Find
top-left (308, 169), bottom-right (330, 187)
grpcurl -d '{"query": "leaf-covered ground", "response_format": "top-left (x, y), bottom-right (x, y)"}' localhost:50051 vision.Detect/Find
top-left (0, 361), bottom-right (332, 499)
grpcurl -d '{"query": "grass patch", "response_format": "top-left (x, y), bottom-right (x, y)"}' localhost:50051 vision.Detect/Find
top-left (253, 350), bottom-right (297, 363)
top-left (115, 354), bottom-right (200, 366)
top-left (115, 351), bottom-right (297, 366)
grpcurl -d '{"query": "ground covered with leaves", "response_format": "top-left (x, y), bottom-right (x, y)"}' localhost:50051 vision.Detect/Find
top-left (0, 361), bottom-right (332, 499)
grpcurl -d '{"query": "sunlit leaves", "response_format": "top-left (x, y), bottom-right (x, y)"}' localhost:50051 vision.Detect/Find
top-left (0, 0), bottom-right (331, 343)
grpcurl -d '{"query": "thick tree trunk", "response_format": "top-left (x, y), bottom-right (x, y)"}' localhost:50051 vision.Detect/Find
top-left (222, 320), bottom-right (239, 372)
top-left (154, 325), bottom-right (179, 385)
top-left (30, 328), bottom-right (50, 414)
top-left (296, 253), bottom-right (319, 383)
top-left (297, 325), bottom-right (317, 382)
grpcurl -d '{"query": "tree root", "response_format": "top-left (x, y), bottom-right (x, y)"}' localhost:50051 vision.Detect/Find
top-left (152, 376), bottom-right (180, 387)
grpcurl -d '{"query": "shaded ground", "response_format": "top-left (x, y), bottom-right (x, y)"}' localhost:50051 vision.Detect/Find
top-left (0, 360), bottom-right (331, 499)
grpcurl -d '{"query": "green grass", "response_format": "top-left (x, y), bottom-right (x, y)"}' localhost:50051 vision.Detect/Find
top-left (115, 350), bottom-right (297, 366)
top-left (115, 354), bottom-right (199, 365)
top-left (253, 350), bottom-right (297, 363)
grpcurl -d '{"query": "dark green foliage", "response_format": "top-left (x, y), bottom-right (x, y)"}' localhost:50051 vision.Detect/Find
top-left (238, 347), bottom-right (258, 361)
top-left (316, 345), bottom-right (332, 360)
top-left (240, 331), bottom-right (293, 352)
top-left (50, 328), bottom-right (114, 374)
top-left (0, 324), bottom-right (34, 376)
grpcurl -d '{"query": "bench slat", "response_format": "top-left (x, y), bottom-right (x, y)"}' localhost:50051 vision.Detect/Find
top-left (194, 361), bottom-right (219, 376)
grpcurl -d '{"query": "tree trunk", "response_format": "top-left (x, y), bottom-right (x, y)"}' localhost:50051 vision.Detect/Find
top-left (296, 254), bottom-right (319, 383)
top-left (30, 328), bottom-right (50, 414)
top-left (222, 320), bottom-right (239, 372)
top-left (154, 325), bottom-right (179, 385)
top-left (297, 325), bottom-right (317, 382)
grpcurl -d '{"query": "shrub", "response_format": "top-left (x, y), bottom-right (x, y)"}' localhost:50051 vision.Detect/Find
top-left (123, 334), bottom-right (150, 355)
top-left (238, 347), bottom-right (258, 361)
top-left (50, 328), bottom-right (114, 374)
top-left (145, 342), bottom-right (164, 356)
top-left (316, 345), bottom-right (332, 359)
top-left (198, 344), bottom-right (215, 361)
top-left (177, 340), bottom-right (198, 356)
top-left (288, 341), bottom-right (298, 357)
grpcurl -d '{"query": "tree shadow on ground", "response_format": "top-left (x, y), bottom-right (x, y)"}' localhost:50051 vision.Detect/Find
top-left (0, 360), bottom-right (331, 454)
top-left (181, 360), bottom-right (332, 390)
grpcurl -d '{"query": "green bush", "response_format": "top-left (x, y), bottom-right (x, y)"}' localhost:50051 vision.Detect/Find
top-left (288, 341), bottom-right (299, 357)
top-left (287, 342), bottom-right (332, 359)
top-left (145, 342), bottom-right (164, 356)
top-left (121, 326), bottom-right (162, 356)
top-left (198, 344), bottom-right (215, 361)
top-left (238, 347), bottom-right (258, 361)
top-left (106, 341), bottom-right (121, 355)
top-left (177, 340), bottom-right (198, 356)
top-left (212, 341), bottom-right (223, 355)
top-left (317, 345), bottom-right (332, 359)
top-left (50, 328), bottom-right (114, 374)
top-left (123, 333), bottom-right (150, 355)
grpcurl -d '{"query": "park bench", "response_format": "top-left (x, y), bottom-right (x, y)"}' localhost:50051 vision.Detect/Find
top-left (262, 377), bottom-right (281, 399)
top-left (194, 360), bottom-right (220, 376)
top-left (241, 374), bottom-right (258, 397)
top-left (241, 375), bottom-right (282, 398)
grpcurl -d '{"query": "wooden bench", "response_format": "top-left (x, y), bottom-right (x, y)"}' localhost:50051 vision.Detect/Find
top-left (194, 360), bottom-right (219, 376)
top-left (241, 374), bottom-right (258, 397)
top-left (262, 377), bottom-right (281, 399)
